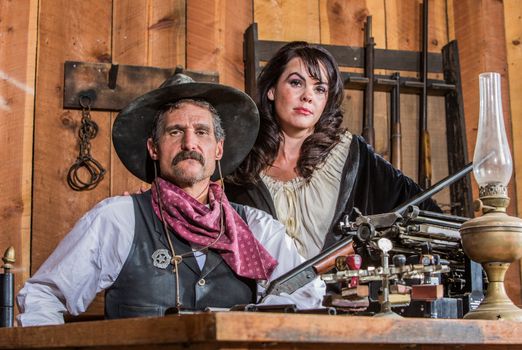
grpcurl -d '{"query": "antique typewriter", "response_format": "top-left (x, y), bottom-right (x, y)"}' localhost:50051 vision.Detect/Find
top-left (265, 165), bottom-right (484, 318)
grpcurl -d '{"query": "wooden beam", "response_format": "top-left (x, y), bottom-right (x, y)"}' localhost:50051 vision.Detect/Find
top-left (504, 2), bottom-right (522, 223)
top-left (187, 0), bottom-right (253, 89)
top-left (256, 0), bottom-right (320, 42)
top-left (0, 0), bottom-right (38, 296)
top-left (451, 0), bottom-right (515, 209)
top-left (504, 0), bottom-right (522, 304)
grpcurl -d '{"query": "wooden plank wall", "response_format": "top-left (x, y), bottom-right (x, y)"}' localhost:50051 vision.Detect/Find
top-left (504, 0), bottom-right (522, 305)
top-left (1, 0), bottom-right (522, 317)
top-left (449, 0), bottom-right (516, 211)
top-left (505, 0), bottom-right (522, 222)
top-left (187, 0), bottom-right (252, 89)
top-left (0, 0), bottom-right (37, 294)
top-left (32, 0), bottom-right (114, 316)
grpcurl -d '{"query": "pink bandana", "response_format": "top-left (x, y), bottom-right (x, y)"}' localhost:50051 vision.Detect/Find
top-left (151, 178), bottom-right (278, 280)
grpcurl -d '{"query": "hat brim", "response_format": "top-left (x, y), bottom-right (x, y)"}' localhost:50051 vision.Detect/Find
top-left (112, 82), bottom-right (259, 183)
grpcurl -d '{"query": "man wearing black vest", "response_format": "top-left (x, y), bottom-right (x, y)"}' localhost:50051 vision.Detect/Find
top-left (17, 75), bottom-right (325, 326)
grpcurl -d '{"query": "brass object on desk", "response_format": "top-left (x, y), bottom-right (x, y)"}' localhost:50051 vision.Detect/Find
top-left (460, 190), bottom-right (522, 321)
top-left (1, 247), bottom-right (14, 269)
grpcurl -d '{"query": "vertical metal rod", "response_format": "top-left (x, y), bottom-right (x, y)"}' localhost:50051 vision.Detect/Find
top-left (0, 247), bottom-right (15, 328)
top-left (380, 251), bottom-right (391, 314)
top-left (0, 275), bottom-right (13, 327)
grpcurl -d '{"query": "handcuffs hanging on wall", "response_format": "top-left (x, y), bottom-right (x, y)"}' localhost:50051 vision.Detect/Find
top-left (66, 95), bottom-right (106, 191)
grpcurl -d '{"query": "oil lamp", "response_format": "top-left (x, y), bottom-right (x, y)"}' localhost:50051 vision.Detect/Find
top-left (460, 72), bottom-right (522, 320)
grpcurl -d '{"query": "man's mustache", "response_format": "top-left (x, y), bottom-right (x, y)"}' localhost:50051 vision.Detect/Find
top-left (172, 151), bottom-right (205, 166)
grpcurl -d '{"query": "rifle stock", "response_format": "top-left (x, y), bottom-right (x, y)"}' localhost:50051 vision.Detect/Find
top-left (313, 242), bottom-right (355, 274)
top-left (420, 129), bottom-right (432, 189)
top-left (265, 237), bottom-right (354, 296)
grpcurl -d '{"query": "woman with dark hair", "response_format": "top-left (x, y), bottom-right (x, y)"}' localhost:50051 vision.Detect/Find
top-left (226, 41), bottom-right (438, 259)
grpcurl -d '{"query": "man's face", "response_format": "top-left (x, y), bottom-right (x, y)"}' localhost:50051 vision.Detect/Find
top-left (147, 103), bottom-right (223, 188)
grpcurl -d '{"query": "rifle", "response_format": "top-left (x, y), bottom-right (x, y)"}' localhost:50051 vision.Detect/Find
top-left (264, 163), bottom-right (473, 297)
top-left (265, 238), bottom-right (354, 296)
top-left (362, 16), bottom-right (376, 147)
top-left (418, 0), bottom-right (431, 189)
top-left (390, 72), bottom-right (402, 170)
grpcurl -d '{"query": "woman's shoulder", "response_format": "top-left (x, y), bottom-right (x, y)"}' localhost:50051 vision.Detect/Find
top-left (314, 130), bottom-right (353, 173)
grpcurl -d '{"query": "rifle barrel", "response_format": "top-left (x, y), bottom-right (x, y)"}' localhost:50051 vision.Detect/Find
top-left (418, 0), bottom-right (431, 189)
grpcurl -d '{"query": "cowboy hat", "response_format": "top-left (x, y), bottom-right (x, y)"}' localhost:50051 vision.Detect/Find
top-left (112, 74), bottom-right (259, 183)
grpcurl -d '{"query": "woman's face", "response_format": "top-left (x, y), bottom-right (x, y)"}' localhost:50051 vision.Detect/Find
top-left (267, 57), bottom-right (329, 137)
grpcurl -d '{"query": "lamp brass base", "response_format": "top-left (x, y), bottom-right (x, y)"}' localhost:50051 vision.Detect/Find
top-left (464, 262), bottom-right (522, 321)
top-left (460, 205), bottom-right (522, 322)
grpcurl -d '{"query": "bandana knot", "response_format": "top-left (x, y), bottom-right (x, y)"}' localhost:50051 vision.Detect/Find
top-left (151, 178), bottom-right (278, 280)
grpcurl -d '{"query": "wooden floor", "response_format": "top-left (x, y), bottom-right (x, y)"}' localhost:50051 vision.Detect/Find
top-left (2, 312), bottom-right (522, 349)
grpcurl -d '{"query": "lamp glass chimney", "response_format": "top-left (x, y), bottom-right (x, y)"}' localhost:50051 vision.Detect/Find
top-left (472, 72), bottom-right (513, 188)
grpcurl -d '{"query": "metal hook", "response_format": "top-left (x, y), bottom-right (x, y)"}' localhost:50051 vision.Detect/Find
top-left (108, 64), bottom-right (119, 90)
top-left (79, 95), bottom-right (92, 109)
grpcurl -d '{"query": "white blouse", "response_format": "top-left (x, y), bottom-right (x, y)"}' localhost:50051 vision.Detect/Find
top-left (261, 132), bottom-right (352, 259)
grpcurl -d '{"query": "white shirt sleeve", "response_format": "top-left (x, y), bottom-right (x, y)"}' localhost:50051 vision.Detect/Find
top-left (243, 206), bottom-right (326, 309)
top-left (16, 196), bottom-right (135, 327)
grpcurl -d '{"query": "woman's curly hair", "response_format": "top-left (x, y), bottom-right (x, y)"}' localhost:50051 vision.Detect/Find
top-left (230, 41), bottom-right (345, 184)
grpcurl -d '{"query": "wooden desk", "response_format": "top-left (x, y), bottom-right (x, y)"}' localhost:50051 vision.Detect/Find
top-left (2, 312), bottom-right (522, 349)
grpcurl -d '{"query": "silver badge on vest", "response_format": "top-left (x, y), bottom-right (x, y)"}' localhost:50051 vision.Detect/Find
top-left (152, 249), bottom-right (172, 269)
